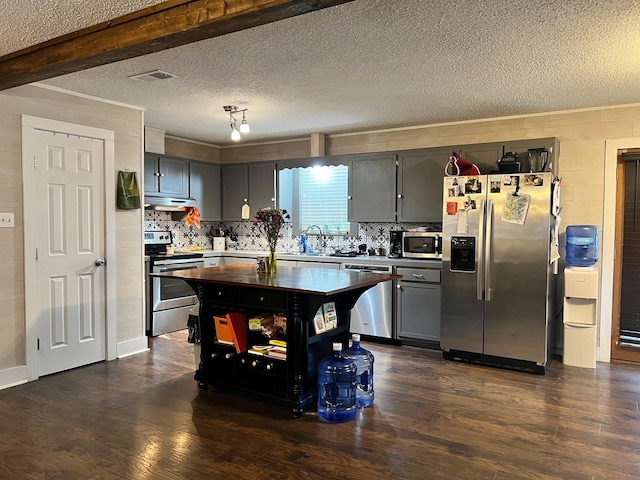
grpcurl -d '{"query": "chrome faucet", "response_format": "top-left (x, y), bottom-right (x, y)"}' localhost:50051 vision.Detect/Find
top-left (305, 225), bottom-right (323, 254)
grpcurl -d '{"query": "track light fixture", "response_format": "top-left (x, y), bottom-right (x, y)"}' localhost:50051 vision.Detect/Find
top-left (223, 105), bottom-right (250, 141)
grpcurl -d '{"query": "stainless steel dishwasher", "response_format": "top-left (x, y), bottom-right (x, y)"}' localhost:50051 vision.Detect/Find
top-left (341, 263), bottom-right (394, 339)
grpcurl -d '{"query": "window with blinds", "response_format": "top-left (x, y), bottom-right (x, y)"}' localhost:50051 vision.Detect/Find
top-left (619, 155), bottom-right (640, 345)
top-left (299, 165), bottom-right (349, 234)
top-left (278, 164), bottom-right (351, 235)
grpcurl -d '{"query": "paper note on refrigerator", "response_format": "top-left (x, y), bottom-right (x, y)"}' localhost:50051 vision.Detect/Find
top-left (501, 192), bottom-right (531, 225)
top-left (457, 209), bottom-right (468, 234)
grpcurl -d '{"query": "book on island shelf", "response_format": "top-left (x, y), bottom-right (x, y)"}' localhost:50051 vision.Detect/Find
top-left (323, 302), bottom-right (337, 331)
top-left (213, 312), bottom-right (248, 354)
top-left (313, 307), bottom-right (326, 334)
top-left (267, 346), bottom-right (287, 360)
top-left (248, 345), bottom-right (272, 356)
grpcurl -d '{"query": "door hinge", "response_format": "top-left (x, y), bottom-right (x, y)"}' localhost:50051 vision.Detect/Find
top-left (33, 156), bottom-right (37, 170)
top-left (35, 248), bottom-right (38, 261)
top-left (37, 338), bottom-right (40, 350)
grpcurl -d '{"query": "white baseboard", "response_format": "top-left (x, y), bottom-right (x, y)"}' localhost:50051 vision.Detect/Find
top-left (0, 365), bottom-right (28, 390)
top-left (117, 336), bottom-right (150, 359)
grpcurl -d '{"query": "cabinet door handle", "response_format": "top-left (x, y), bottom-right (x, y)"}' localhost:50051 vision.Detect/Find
top-left (155, 172), bottom-right (161, 177)
top-left (217, 291), bottom-right (223, 296)
top-left (159, 173), bottom-right (164, 177)
top-left (347, 195), bottom-right (352, 200)
top-left (259, 296), bottom-right (265, 302)
top-left (397, 194), bottom-right (403, 199)
top-left (412, 274), bottom-right (424, 279)
top-left (396, 284), bottom-right (402, 289)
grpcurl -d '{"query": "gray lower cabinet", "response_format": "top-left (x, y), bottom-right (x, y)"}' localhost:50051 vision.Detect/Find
top-left (189, 161), bottom-right (220, 221)
top-left (396, 266), bottom-right (441, 343)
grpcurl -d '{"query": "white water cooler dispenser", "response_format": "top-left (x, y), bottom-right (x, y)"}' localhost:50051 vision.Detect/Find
top-left (563, 267), bottom-right (599, 368)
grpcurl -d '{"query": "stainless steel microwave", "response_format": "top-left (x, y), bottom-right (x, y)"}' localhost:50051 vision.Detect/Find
top-left (402, 232), bottom-right (442, 259)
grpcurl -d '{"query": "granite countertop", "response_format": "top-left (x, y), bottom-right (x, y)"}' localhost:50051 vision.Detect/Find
top-left (182, 249), bottom-right (442, 269)
top-left (152, 264), bottom-right (401, 295)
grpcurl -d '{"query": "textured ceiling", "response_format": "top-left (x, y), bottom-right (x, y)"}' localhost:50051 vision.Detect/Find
top-left (4, 0), bottom-right (640, 146)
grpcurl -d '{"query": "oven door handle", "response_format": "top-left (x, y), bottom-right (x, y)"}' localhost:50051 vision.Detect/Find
top-left (155, 263), bottom-right (202, 273)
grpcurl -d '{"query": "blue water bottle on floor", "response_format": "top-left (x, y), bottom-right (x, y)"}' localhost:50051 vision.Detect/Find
top-left (343, 334), bottom-right (374, 408)
top-left (317, 342), bottom-right (358, 422)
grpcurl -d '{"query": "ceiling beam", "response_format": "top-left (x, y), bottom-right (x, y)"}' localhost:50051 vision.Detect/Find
top-left (0, 0), bottom-right (354, 91)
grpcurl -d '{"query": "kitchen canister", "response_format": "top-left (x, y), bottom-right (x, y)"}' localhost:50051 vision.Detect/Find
top-left (317, 342), bottom-right (358, 422)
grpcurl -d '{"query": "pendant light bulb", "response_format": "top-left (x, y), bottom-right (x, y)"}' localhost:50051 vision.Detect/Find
top-left (230, 127), bottom-right (241, 141)
top-left (240, 111), bottom-right (250, 133)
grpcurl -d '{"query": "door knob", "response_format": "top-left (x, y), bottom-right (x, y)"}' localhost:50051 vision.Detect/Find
top-left (94, 259), bottom-right (106, 267)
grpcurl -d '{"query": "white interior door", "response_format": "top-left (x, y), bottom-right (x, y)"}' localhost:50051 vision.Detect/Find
top-left (31, 129), bottom-right (106, 376)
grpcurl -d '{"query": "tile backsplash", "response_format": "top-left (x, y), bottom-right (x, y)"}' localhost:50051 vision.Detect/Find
top-left (144, 210), bottom-right (440, 253)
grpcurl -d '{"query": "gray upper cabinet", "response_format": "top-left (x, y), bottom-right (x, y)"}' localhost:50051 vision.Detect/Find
top-left (221, 164), bottom-right (248, 221)
top-left (454, 143), bottom-right (502, 174)
top-left (249, 162), bottom-right (277, 211)
top-left (501, 137), bottom-right (559, 175)
top-left (453, 138), bottom-right (559, 175)
top-left (348, 152), bottom-right (396, 222)
top-left (221, 163), bottom-right (275, 221)
top-left (189, 161), bottom-right (221, 221)
top-left (397, 148), bottom-right (449, 222)
top-left (144, 153), bottom-right (189, 198)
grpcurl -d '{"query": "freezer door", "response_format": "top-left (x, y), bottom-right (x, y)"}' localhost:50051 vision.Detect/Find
top-left (440, 175), bottom-right (487, 353)
top-left (483, 173), bottom-right (553, 364)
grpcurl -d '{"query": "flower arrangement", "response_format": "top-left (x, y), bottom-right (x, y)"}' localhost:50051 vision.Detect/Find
top-left (253, 207), bottom-right (290, 252)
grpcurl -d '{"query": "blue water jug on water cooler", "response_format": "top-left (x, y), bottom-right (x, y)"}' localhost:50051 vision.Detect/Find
top-left (343, 334), bottom-right (374, 408)
top-left (317, 342), bottom-right (358, 423)
top-left (565, 225), bottom-right (599, 267)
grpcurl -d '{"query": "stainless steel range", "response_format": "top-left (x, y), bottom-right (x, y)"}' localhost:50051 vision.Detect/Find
top-left (144, 231), bottom-right (204, 336)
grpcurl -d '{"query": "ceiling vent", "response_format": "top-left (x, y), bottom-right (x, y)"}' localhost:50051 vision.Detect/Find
top-left (129, 70), bottom-right (178, 82)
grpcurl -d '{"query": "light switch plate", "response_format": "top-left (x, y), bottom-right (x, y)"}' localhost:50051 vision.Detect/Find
top-left (0, 213), bottom-right (15, 227)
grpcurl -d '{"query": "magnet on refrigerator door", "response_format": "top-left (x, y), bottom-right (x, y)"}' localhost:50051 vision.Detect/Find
top-left (501, 192), bottom-right (531, 225)
top-left (465, 178), bottom-right (482, 194)
top-left (446, 177), bottom-right (461, 197)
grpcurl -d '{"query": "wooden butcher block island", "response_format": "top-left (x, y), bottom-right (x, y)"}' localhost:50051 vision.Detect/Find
top-left (153, 264), bottom-right (400, 416)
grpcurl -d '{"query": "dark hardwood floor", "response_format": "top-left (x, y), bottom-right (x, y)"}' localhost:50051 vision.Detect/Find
top-left (1, 332), bottom-right (639, 479)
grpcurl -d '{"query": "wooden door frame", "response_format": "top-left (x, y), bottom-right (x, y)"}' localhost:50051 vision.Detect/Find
top-left (610, 148), bottom-right (640, 361)
top-left (21, 115), bottom-right (116, 381)
top-left (602, 138), bottom-right (640, 363)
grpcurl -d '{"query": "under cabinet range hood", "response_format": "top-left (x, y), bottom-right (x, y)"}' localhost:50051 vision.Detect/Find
top-left (144, 196), bottom-right (197, 211)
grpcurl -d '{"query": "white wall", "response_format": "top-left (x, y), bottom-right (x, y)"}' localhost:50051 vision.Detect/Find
top-left (0, 84), bottom-right (146, 386)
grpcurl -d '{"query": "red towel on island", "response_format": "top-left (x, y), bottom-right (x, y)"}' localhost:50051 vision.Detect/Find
top-left (185, 206), bottom-right (201, 229)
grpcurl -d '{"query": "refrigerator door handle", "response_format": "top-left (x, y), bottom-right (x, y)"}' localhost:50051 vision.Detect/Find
top-left (477, 199), bottom-right (485, 301)
top-left (485, 199), bottom-right (493, 302)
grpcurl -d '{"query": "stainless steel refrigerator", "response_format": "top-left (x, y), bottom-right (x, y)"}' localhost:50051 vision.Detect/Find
top-left (441, 172), bottom-right (560, 374)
